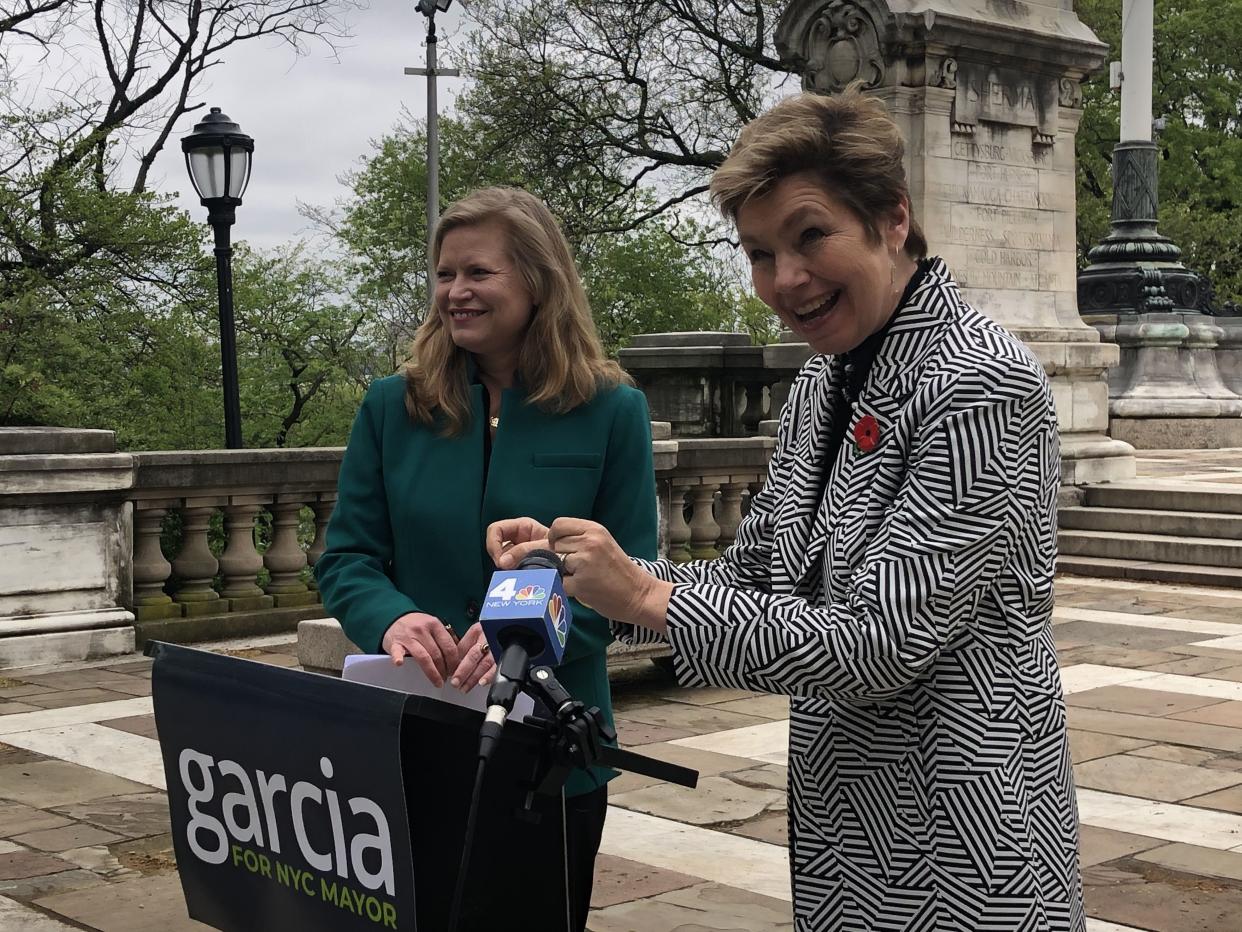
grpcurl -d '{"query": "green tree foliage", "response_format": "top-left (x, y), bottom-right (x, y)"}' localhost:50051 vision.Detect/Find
top-left (311, 111), bottom-right (774, 356)
top-left (229, 243), bottom-right (371, 447)
top-left (0, 0), bottom-right (363, 446)
top-left (461, 0), bottom-right (788, 219)
top-left (1076, 0), bottom-right (1242, 305)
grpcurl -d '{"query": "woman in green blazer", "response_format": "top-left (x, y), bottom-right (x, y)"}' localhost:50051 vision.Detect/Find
top-left (315, 186), bottom-right (658, 931)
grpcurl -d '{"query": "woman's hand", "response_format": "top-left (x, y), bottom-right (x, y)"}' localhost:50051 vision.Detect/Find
top-left (380, 612), bottom-right (459, 687)
top-left (449, 623), bottom-right (495, 692)
top-left (486, 516), bottom-right (551, 567)
top-left (548, 518), bottom-right (674, 631)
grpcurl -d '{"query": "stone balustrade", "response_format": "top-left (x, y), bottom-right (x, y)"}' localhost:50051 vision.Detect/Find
top-left (619, 332), bottom-right (812, 438)
top-left (126, 449), bottom-right (344, 643)
top-left (0, 426), bottom-right (777, 670)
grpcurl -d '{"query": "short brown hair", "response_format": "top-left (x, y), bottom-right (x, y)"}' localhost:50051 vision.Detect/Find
top-left (709, 85), bottom-right (928, 259)
top-left (404, 186), bottom-right (629, 434)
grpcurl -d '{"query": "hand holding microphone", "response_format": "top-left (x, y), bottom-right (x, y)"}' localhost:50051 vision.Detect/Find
top-left (476, 548), bottom-right (575, 761)
top-left (487, 517), bottom-right (672, 631)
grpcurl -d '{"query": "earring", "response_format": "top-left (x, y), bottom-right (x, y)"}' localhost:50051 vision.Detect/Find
top-left (889, 248), bottom-right (898, 288)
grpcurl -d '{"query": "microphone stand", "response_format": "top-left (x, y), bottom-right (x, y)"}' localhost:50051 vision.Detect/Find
top-left (520, 665), bottom-right (698, 803)
top-left (447, 666), bottom-right (698, 932)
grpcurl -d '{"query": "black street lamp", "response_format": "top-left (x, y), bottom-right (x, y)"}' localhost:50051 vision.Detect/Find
top-left (182, 107), bottom-right (254, 449)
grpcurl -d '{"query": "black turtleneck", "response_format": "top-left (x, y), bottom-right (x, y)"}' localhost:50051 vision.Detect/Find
top-left (824, 257), bottom-right (933, 468)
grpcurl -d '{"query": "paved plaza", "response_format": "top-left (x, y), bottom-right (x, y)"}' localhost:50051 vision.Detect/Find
top-left (5, 450), bottom-right (1242, 932)
top-left (0, 571), bottom-right (1240, 929)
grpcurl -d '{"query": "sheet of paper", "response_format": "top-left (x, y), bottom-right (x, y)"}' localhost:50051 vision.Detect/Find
top-left (342, 654), bottom-right (536, 721)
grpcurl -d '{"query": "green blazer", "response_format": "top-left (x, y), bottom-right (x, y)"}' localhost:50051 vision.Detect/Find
top-left (317, 373), bottom-right (658, 796)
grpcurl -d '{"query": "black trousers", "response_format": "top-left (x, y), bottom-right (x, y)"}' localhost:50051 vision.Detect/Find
top-left (565, 785), bottom-right (608, 931)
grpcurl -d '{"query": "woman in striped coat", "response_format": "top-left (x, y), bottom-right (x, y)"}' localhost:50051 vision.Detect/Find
top-left (489, 87), bottom-right (1082, 932)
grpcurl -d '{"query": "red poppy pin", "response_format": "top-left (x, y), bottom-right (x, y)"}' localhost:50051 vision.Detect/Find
top-left (853, 414), bottom-right (881, 453)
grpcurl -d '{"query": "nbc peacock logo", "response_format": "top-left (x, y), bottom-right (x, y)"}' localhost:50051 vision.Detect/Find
top-left (548, 593), bottom-right (567, 646)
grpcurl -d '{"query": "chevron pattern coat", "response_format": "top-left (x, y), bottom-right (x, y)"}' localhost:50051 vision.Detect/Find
top-left (620, 260), bottom-right (1082, 931)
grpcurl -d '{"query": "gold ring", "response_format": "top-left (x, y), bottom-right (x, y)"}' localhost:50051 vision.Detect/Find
top-left (480, 642), bottom-right (489, 656)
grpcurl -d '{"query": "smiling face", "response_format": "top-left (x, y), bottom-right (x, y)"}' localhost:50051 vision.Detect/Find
top-left (737, 172), bottom-right (910, 356)
top-left (434, 219), bottom-right (536, 373)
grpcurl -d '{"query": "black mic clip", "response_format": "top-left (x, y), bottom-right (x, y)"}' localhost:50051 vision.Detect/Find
top-left (519, 665), bottom-right (616, 802)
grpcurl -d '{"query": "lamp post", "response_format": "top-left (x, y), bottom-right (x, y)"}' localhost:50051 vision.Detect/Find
top-left (1076, 0), bottom-right (1208, 315)
top-left (181, 107), bottom-right (254, 449)
top-left (405, 0), bottom-right (458, 309)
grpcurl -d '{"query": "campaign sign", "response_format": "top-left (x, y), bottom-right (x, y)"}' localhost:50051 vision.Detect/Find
top-left (479, 568), bottom-right (573, 667)
top-left (149, 642), bottom-right (416, 932)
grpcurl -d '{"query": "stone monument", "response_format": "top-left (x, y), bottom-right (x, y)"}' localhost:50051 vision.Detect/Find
top-left (775, 0), bottom-right (1136, 490)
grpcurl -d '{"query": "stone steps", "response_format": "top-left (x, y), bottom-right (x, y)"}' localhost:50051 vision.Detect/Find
top-left (1083, 481), bottom-right (1242, 515)
top-left (1058, 529), bottom-right (1242, 568)
top-left (1056, 480), bottom-right (1242, 587)
top-left (1055, 554), bottom-right (1242, 589)
top-left (1059, 506), bottom-right (1242, 539)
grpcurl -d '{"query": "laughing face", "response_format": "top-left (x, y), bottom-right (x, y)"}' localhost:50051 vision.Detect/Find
top-left (737, 172), bottom-right (910, 356)
top-left (435, 219), bottom-right (536, 366)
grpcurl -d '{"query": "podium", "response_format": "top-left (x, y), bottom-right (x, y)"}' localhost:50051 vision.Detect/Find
top-left (149, 641), bottom-right (692, 932)
top-left (400, 693), bottom-right (574, 932)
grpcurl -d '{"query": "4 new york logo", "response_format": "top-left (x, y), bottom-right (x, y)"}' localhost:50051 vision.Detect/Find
top-left (486, 577), bottom-right (546, 603)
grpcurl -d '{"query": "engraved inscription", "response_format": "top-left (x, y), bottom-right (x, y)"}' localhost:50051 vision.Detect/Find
top-left (952, 141), bottom-right (1049, 166)
top-left (956, 267), bottom-right (1040, 290)
top-left (952, 62), bottom-right (1056, 136)
top-left (947, 205), bottom-right (1057, 251)
top-left (968, 163), bottom-right (1040, 209)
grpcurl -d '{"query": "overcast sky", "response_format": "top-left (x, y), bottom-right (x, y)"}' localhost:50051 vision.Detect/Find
top-left (147, 0), bottom-right (470, 250)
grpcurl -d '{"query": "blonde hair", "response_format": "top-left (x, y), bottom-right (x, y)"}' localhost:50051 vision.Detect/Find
top-left (709, 86), bottom-right (928, 258)
top-left (403, 186), bottom-right (629, 434)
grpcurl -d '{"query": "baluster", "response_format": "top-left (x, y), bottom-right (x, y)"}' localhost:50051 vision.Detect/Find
top-left (219, 497), bottom-right (271, 611)
top-left (717, 480), bottom-right (747, 550)
top-left (666, 479), bottom-right (694, 563)
top-left (264, 497), bottom-right (317, 606)
top-left (171, 500), bottom-right (224, 614)
top-left (688, 481), bottom-right (722, 560)
top-left (740, 382), bottom-right (765, 434)
top-left (132, 502), bottom-right (181, 620)
top-left (745, 480), bottom-right (764, 517)
top-left (306, 493), bottom-right (336, 591)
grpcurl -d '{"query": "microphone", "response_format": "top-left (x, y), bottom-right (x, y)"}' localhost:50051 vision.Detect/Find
top-left (476, 549), bottom-right (574, 762)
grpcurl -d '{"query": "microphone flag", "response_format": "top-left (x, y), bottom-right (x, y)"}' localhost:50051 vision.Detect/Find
top-left (479, 567), bottom-right (572, 668)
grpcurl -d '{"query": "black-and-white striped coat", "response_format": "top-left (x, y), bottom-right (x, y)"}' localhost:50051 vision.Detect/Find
top-left (620, 259), bottom-right (1082, 931)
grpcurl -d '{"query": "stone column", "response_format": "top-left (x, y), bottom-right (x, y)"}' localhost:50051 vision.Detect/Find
top-left (775, 0), bottom-right (1136, 490)
top-left (306, 493), bottom-right (336, 592)
top-left (717, 479), bottom-right (748, 550)
top-left (171, 501), bottom-right (224, 614)
top-left (666, 478), bottom-right (695, 563)
top-left (132, 501), bottom-right (180, 621)
top-left (219, 497), bottom-right (272, 611)
top-left (263, 497), bottom-right (318, 607)
top-left (687, 482), bottom-right (723, 560)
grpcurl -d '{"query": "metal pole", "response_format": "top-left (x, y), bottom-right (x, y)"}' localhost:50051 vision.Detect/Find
top-left (405, 16), bottom-right (458, 314)
top-left (426, 13), bottom-right (439, 304)
top-left (210, 208), bottom-right (243, 449)
top-left (1119, 0), bottom-right (1154, 142)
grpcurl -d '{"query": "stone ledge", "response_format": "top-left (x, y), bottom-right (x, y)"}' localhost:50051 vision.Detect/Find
top-left (0, 627), bottom-right (135, 671)
top-left (134, 604), bottom-right (329, 649)
top-left (1110, 418), bottom-right (1242, 450)
top-left (297, 617), bottom-right (672, 677)
top-left (0, 428), bottom-right (117, 456)
top-left (626, 332), bottom-right (752, 349)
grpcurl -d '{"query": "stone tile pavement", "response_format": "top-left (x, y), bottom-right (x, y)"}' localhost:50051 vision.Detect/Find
top-left (3, 575), bottom-right (1242, 928)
